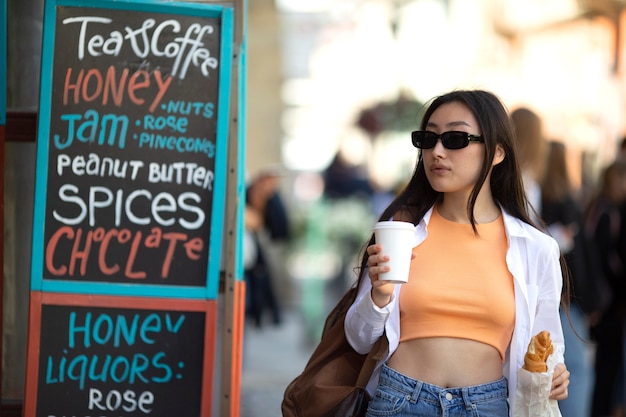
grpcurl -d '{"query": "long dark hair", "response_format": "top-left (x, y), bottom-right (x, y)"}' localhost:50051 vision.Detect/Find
top-left (355, 90), bottom-right (538, 283)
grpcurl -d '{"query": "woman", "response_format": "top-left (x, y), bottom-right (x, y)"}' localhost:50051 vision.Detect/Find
top-left (344, 90), bottom-right (570, 416)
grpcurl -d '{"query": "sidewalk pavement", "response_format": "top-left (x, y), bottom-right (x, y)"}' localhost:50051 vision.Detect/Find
top-left (240, 309), bottom-right (316, 417)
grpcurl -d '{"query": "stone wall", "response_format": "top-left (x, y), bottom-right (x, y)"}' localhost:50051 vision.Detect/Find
top-left (247, 0), bottom-right (284, 178)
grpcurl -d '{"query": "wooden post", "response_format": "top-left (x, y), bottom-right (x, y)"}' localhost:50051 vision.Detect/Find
top-left (220, 0), bottom-right (247, 415)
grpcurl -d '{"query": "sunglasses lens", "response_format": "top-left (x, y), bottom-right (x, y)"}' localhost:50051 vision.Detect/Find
top-left (442, 132), bottom-right (468, 149)
top-left (412, 131), bottom-right (477, 149)
top-left (412, 131), bottom-right (437, 149)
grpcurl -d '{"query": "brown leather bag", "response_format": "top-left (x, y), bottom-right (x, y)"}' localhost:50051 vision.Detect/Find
top-left (281, 286), bottom-right (388, 417)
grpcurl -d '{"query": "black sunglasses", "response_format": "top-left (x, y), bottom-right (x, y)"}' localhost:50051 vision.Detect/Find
top-left (411, 131), bottom-right (484, 150)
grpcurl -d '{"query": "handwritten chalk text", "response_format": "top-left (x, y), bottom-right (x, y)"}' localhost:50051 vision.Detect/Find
top-left (63, 17), bottom-right (218, 80)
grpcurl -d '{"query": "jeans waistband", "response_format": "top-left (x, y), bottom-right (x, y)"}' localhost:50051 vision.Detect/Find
top-left (379, 364), bottom-right (508, 407)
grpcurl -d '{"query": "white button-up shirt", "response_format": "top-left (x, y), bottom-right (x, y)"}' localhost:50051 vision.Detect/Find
top-left (344, 206), bottom-right (565, 414)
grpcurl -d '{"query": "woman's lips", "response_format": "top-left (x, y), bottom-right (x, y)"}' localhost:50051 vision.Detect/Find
top-left (430, 163), bottom-right (449, 174)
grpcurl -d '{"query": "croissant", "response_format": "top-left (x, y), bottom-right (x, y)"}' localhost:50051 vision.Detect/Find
top-left (522, 330), bottom-right (554, 373)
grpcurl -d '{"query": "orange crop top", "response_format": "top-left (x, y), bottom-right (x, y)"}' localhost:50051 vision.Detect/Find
top-left (399, 207), bottom-right (515, 361)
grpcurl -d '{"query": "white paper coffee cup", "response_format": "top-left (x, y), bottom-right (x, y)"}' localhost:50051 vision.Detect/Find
top-left (373, 221), bottom-right (415, 284)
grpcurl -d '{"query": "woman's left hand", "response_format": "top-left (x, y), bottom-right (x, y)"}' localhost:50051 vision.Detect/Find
top-left (549, 363), bottom-right (570, 400)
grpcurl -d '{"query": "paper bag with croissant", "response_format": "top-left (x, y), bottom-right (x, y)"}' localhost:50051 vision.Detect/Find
top-left (512, 331), bottom-right (562, 417)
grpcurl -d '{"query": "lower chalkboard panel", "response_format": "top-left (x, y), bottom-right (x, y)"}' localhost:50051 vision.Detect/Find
top-left (25, 292), bottom-right (217, 417)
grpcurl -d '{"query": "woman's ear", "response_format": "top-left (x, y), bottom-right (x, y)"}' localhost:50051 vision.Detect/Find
top-left (492, 144), bottom-right (506, 166)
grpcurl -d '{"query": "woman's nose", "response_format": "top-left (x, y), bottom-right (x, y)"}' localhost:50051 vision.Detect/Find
top-left (431, 138), bottom-right (446, 156)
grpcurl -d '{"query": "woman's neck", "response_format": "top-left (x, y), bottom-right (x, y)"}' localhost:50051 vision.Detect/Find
top-left (437, 193), bottom-right (500, 224)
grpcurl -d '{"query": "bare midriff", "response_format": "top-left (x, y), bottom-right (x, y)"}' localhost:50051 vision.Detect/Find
top-left (386, 337), bottom-right (503, 388)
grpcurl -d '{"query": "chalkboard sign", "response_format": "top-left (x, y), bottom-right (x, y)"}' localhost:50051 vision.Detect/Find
top-left (25, 292), bottom-right (218, 417)
top-left (31, 0), bottom-right (233, 298)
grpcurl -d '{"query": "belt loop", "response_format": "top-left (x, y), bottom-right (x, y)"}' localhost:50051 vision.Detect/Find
top-left (410, 379), bottom-right (423, 403)
top-left (461, 387), bottom-right (473, 410)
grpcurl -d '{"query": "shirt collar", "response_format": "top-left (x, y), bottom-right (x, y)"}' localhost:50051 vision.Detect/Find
top-left (419, 205), bottom-right (534, 240)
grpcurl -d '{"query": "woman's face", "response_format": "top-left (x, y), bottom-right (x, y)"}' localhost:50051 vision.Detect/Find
top-left (422, 101), bottom-right (485, 195)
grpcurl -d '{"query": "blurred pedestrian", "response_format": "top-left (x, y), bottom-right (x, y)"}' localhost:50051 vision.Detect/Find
top-left (244, 169), bottom-right (290, 327)
top-left (617, 136), bottom-right (626, 162)
top-left (511, 107), bottom-right (547, 221)
top-left (323, 150), bottom-right (374, 200)
top-left (586, 160), bottom-right (626, 417)
top-left (322, 149), bottom-right (378, 296)
top-left (540, 140), bottom-right (596, 417)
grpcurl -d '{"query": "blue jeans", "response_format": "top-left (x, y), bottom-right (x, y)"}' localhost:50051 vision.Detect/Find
top-left (366, 364), bottom-right (509, 417)
top-left (558, 305), bottom-right (594, 417)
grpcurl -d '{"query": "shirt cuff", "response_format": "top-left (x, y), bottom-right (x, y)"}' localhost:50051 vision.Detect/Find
top-left (356, 290), bottom-right (393, 330)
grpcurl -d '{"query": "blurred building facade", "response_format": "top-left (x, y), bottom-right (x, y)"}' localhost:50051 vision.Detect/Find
top-left (268, 0), bottom-right (626, 191)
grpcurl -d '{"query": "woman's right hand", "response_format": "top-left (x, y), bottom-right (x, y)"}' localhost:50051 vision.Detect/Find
top-left (367, 243), bottom-right (395, 307)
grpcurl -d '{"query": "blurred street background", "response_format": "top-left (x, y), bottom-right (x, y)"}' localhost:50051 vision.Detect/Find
top-left (238, 1), bottom-right (626, 416)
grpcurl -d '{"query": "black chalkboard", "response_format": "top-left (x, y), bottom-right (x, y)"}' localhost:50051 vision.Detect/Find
top-left (36, 303), bottom-right (206, 417)
top-left (38, 3), bottom-right (229, 288)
